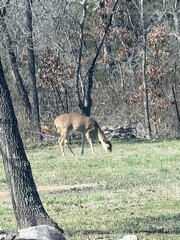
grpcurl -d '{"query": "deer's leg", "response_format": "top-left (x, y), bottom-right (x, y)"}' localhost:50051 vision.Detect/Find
top-left (85, 131), bottom-right (95, 154)
top-left (58, 133), bottom-right (67, 156)
top-left (58, 130), bottom-right (75, 156)
top-left (67, 139), bottom-right (75, 156)
top-left (62, 131), bottom-right (75, 155)
top-left (80, 133), bottom-right (85, 155)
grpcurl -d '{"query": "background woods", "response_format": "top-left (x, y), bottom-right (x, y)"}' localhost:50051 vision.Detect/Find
top-left (0, 0), bottom-right (180, 141)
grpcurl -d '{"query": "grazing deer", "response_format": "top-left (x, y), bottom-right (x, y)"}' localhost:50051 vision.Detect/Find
top-left (54, 113), bottom-right (112, 156)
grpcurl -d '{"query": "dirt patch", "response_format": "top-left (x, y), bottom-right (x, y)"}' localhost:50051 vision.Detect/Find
top-left (0, 183), bottom-right (99, 198)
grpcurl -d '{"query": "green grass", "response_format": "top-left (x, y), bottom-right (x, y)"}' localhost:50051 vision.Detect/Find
top-left (0, 139), bottom-right (180, 240)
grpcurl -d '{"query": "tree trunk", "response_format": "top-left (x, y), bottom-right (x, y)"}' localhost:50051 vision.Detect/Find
top-left (26, 0), bottom-right (41, 141)
top-left (76, 0), bottom-right (119, 116)
top-left (140, 0), bottom-right (151, 139)
top-left (0, 15), bottom-right (32, 119)
top-left (171, 84), bottom-right (180, 124)
top-left (142, 32), bottom-right (151, 139)
top-left (0, 58), bottom-right (63, 233)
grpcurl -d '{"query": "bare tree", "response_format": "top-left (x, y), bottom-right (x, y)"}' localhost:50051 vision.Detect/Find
top-left (25, 0), bottom-right (41, 140)
top-left (76, 0), bottom-right (120, 116)
top-left (0, 5), bottom-right (32, 119)
top-left (140, 0), bottom-right (151, 138)
top-left (0, 1), bottom-right (41, 141)
top-left (166, 0), bottom-right (180, 126)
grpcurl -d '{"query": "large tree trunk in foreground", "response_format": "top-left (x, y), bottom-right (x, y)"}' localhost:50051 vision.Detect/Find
top-left (0, 58), bottom-right (64, 233)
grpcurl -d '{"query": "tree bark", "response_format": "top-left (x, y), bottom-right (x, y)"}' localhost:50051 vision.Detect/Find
top-left (140, 0), bottom-right (151, 139)
top-left (142, 32), bottom-right (151, 139)
top-left (0, 58), bottom-right (64, 233)
top-left (0, 14), bottom-right (32, 118)
top-left (25, 0), bottom-right (41, 141)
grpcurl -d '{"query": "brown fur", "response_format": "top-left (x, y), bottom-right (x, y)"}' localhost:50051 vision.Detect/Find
top-left (54, 113), bottom-right (112, 156)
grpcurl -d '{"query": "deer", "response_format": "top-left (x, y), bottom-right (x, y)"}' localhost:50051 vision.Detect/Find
top-left (54, 113), bottom-right (112, 156)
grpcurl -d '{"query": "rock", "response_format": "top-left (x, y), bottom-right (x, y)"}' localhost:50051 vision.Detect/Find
top-left (0, 233), bottom-right (16, 240)
top-left (15, 225), bottom-right (66, 240)
top-left (122, 235), bottom-right (137, 240)
top-left (103, 126), bottom-right (136, 140)
top-left (116, 234), bottom-right (137, 240)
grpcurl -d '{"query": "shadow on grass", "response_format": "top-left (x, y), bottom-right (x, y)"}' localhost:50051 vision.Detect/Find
top-left (121, 213), bottom-right (180, 235)
top-left (78, 214), bottom-right (180, 237)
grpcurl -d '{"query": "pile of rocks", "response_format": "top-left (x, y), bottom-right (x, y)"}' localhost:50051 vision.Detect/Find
top-left (103, 126), bottom-right (136, 140)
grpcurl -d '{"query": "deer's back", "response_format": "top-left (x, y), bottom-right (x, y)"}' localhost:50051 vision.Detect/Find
top-left (54, 114), bottom-right (97, 133)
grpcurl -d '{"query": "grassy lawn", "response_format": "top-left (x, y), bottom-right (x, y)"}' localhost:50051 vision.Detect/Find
top-left (0, 139), bottom-right (180, 240)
